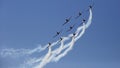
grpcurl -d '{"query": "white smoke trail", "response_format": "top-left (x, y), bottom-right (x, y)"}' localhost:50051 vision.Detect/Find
top-left (34, 45), bottom-right (52, 68)
top-left (32, 38), bottom-right (69, 68)
top-left (33, 8), bottom-right (92, 68)
top-left (0, 40), bottom-right (59, 57)
top-left (0, 8), bottom-right (92, 68)
top-left (34, 22), bottom-right (86, 68)
top-left (85, 8), bottom-right (92, 29)
top-left (0, 48), bottom-right (30, 57)
top-left (53, 36), bottom-right (75, 62)
top-left (54, 8), bottom-right (93, 62)
top-left (53, 23), bottom-right (86, 62)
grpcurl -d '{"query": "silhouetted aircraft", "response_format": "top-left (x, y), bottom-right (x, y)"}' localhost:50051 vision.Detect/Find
top-left (85, 2), bottom-right (94, 12)
top-left (53, 30), bottom-right (62, 38)
top-left (67, 24), bottom-right (75, 32)
top-left (89, 5), bottom-right (92, 9)
top-left (89, 4), bottom-right (94, 9)
top-left (60, 37), bottom-right (63, 41)
top-left (75, 12), bottom-right (82, 19)
top-left (78, 12), bottom-right (82, 16)
top-left (82, 19), bottom-right (86, 23)
top-left (59, 37), bottom-right (63, 42)
top-left (47, 42), bottom-right (51, 48)
top-left (78, 19), bottom-right (86, 26)
top-left (73, 33), bottom-right (76, 36)
top-left (48, 42), bottom-right (51, 45)
top-left (63, 16), bottom-right (72, 25)
top-left (88, 2), bottom-right (94, 10)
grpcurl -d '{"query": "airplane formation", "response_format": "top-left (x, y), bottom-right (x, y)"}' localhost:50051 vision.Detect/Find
top-left (47, 4), bottom-right (93, 48)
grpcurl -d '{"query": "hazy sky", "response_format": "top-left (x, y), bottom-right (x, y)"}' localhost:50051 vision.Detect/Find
top-left (0, 0), bottom-right (120, 68)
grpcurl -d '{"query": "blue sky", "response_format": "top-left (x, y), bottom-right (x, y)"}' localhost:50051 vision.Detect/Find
top-left (0, 0), bottom-right (120, 68)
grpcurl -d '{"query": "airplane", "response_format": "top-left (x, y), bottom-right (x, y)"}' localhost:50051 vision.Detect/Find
top-left (78, 12), bottom-right (82, 16)
top-left (89, 5), bottom-right (92, 9)
top-left (72, 33), bottom-right (76, 38)
top-left (48, 42), bottom-right (51, 45)
top-left (78, 19), bottom-right (86, 26)
top-left (75, 12), bottom-right (82, 19)
top-left (53, 30), bottom-right (62, 38)
top-left (60, 37), bottom-right (63, 40)
top-left (47, 42), bottom-right (51, 48)
top-left (73, 33), bottom-right (76, 36)
top-left (82, 19), bottom-right (86, 23)
top-left (58, 37), bottom-right (63, 42)
top-left (62, 16), bottom-right (72, 26)
top-left (89, 4), bottom-right (94, 9)
top-left (60, 37), bottom-right (63, 41)
top-left (85, 1), bottom-right (94, 12)
top-left (67, 24), bottom-right (75, 32)
top-left (88, 2), bottom-right (94, 10)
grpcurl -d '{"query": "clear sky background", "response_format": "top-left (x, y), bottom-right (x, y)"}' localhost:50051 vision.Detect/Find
top-left (0, 0), bottom-right (120, 68)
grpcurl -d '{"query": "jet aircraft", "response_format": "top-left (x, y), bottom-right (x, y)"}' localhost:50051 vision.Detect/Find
top-left (75, 12), bottom-right (82, 19)
top-left (73, 33), bottom-right (76, 37)
top-left (53, 30), bottom-right (62, 38)
top-left (79, 19), bottom-right (86, 26)
top-left (67, 24), bottom-right (75, 32)
top-left (88, 2), bottom-right (94, 10)
top-left (60, 37), bottom-right (63, 41)
top-left (47, 42), bottom-right (51, 48)
top-left (62, 16), bottom-right (72, 25)
top-left (82, 19), bottom-right (86, 23)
